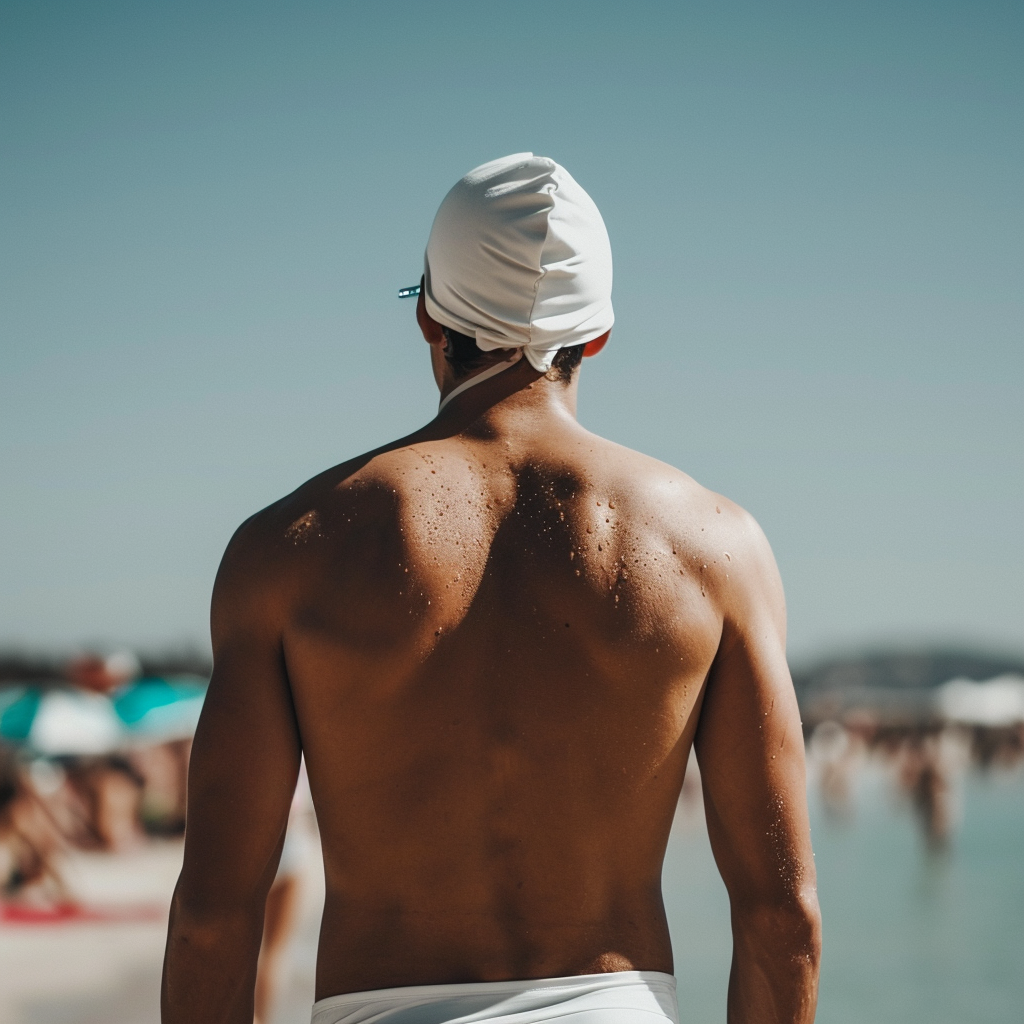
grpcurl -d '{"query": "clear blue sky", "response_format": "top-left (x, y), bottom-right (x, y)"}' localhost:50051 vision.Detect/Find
top-left (2, 0), bottom-right (1021, 663)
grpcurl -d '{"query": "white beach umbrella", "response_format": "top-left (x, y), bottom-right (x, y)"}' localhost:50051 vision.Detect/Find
top-left (28, 690), bottom-right (124, 755)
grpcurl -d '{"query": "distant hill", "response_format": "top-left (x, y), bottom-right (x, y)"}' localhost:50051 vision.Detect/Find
top-left (791, 647), bottom-right (1024, 725)
top-left (791, 648), bottom-right (1024, 696)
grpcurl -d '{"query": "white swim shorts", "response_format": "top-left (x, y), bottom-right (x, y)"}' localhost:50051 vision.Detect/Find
top-left (310, 971), bottom-right (679, 1024)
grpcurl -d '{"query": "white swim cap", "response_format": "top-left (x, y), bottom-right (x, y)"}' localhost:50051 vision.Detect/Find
top-left (424, 153), bottom-right (614, 373)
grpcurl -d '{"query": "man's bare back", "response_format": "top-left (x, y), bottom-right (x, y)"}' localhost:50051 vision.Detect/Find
top-left (162, 154), bottom-right (819, 1024)
top-left (266, 418), bottom-right (729, 991)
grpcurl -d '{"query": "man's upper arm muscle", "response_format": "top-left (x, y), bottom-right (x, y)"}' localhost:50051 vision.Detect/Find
top-left (694, 509), bottom-right (817, 916)
top-left (176, 519), bottom-right (302, 914)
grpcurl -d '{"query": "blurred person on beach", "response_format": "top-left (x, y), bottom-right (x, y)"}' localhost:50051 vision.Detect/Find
top-left (58, 652), bottom-right (202, 845)
top-left (60, 653), bottom-right (148, 850)
top-left (163, 154), bottom-right (820, 1024)
top-left (253, 759), bottom-right (314, 1024)
top-left (0, 746), bottom-right (70, 908)
top-left (0, 651), bottom-right (202, 859)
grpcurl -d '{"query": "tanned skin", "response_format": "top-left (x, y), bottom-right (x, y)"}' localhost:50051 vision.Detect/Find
top-left (162, 292), bottom-right (821, 1023)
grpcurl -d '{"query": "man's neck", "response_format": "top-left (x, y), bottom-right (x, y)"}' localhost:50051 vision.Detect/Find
top-left (431, 359), bottom-right (580, 441)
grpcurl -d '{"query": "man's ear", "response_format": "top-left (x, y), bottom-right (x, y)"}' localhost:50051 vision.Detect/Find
top-left (416, 276), bottom-right (446, 347)
top-left (583, 330), bottom-right (610, 357)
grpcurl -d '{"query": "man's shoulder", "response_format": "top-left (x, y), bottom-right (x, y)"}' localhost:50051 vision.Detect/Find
top-left (586, 434), bottom-right (751, 532)
top-left (219, 440), bottom-right (442, 574)
top-left (584, 434), bottom-right (773, 591)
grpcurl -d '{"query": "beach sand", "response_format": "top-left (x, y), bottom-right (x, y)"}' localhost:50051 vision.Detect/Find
top-left (0, 839), bottom-right (324, 1024)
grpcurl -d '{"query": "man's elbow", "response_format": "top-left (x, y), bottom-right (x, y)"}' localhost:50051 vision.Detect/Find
top-left (733, 887), bottom-right (822, 969)
top-left (168, 879), bottom-right (264, 950)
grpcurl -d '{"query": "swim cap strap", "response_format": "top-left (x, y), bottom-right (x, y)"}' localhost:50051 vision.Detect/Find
top-left (437, 351), bottom-right (523, 413)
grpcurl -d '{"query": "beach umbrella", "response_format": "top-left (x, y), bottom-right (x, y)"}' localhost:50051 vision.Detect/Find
top-left (0, 677), bottom-right (207, 755)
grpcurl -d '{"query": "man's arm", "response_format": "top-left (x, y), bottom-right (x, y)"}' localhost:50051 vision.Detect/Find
top-left (162, 522), bottom-right (301, 1024)
top-left (695, 511), bottom-right (821, 1024)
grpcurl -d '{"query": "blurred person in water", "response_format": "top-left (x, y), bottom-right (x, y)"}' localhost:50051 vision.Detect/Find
top-left (163, 154), bottom-right (820, 1024)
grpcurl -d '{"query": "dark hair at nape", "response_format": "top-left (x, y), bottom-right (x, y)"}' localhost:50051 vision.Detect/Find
top-left (442, 327), bottom-right (584, 384)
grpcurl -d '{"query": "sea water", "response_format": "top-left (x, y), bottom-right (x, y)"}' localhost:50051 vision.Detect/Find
top-left (662, 765), bottom-right (1024, 1024)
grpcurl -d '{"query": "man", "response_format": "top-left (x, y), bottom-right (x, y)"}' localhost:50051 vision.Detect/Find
top-left (162, 153), bottom-right (820, 1023)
